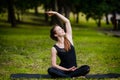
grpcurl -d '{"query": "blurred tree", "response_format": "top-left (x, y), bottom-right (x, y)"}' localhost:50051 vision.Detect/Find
top-left (15, 0), bottom-right (42, 22)
top-left (42, 0), bottom-right (51, 22)
top-left (1, 0), bottom-right (120, 29)
top-left (71, 0), bottom-right (81, 23)
top-left (79, 0), bottom-right (107, 27)
top-left (7, 0), bottom-right (16, 27)
top-left (29, 0), bottom-right (42, 15)
top-left (49, 0), bottom-right (61, 25)
top-left (15, 0), bottom-right (41, 15)
top-left (106, 0), bottom-right (120, 30)
top-left (42, 0), bottom-right (63, 26)
top-left (15, 0), bottom-right (29, 22)
top-left (0, 0), bottom-right (6, 14)
top-left (15, 0), bottom-right (30, 13)
top-left (57, 0), bottom-right (74, 26)
top-left (80, 0), bottom-right (120, 28)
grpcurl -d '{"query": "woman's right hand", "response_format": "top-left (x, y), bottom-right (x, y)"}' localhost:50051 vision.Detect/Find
top-left (68, 66), bottom-right (77, 71)
top-left (45, 11), bottom-right (57, 16)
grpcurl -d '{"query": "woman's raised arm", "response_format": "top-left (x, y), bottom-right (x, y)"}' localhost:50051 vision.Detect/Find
top-left (46, 11), bottom-right (73, 44)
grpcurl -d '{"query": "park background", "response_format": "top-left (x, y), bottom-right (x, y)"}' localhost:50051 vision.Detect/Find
top-left (0, 0), bottom-right (120, 80)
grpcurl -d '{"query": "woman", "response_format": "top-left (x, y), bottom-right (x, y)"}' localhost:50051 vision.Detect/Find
top-left (46, 11), bottom-right (90, 78)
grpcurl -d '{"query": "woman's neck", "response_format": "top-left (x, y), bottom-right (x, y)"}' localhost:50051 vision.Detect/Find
top-left (57, 37), bottom-right (64, 46)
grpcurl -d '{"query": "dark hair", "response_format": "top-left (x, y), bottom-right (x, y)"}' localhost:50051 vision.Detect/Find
top-left (50, 25), bottom-right (71, 51)
top-left (50, 25), bottom-right (58, 41)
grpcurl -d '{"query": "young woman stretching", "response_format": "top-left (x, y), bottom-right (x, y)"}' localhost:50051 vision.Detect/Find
top-left (46, 11), bottom-right (90, 78)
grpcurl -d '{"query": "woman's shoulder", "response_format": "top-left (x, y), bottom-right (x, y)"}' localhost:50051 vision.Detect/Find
top-left (65, 35), bottom-right (74, 45)
top-left (51, 46), bottom-right (57, 53)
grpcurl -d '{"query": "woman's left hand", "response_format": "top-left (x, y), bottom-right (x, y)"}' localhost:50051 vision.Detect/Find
top-left (68, 66), bottom-right (77, 71)
top-left (45, 11), bottom-right (57, 16)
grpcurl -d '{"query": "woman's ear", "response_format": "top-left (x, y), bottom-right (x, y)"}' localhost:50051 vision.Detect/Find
top-left (54, 34), bottom-right (58, 37)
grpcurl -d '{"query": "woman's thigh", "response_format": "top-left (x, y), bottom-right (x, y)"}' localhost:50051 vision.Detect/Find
top-left (48, 67), bottom-right (70, 78)
top-left (68, 65), bottom-right (90, 77)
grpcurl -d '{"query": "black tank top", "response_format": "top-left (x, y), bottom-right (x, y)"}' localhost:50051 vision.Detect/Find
top-left (54, 44), bottom-right (77, 68)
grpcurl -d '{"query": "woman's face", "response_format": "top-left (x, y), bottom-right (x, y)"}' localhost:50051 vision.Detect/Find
top-left (54, 26), bottom-right (65, 37)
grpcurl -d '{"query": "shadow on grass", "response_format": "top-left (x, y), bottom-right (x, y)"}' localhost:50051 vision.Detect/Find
top-left (21, 13), bottom-right (49, 26)
top-left (0, 12), bottom-right (50, 27)
top-left (10, 73), bottom-right (120, 79)
top-left (19, 20), bottom-right (49, 26)
top-left (0, 19), bottom-right (50, 28)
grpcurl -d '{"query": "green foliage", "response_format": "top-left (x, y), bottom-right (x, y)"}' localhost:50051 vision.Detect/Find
top-left (15, 0), bottom-right (42, 12)
top-left (0, 0), bottom-right (7, 13)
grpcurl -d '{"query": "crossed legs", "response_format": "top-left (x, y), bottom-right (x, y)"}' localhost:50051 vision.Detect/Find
top-left (48, 65), bottom-right (90, 78)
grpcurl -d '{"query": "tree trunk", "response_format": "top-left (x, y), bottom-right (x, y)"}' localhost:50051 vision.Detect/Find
top-left (58, 5), bottom-right (63, 14)
top-left (64, 6), bottom-right (70, 19)
top-left (44, 3), bottom-right (49, 22)
top-left (16, 12), bottom-right (20, 22)
top-left (57, 0), bottom-right (63, 14)
top-left (97, 16), bottom-right (101, 27)
top-left (50, 0), bottom-right (57, 25)
top-left (50, 0), bottom-right (63, 26)
top-left (76, 12), bottom-right (79, 23)
top-left (105, 13), bottom-right (109, 25)
top-left (73, 13), bottom-right (76, 23)
top-left (35, 5), bottom-right (38, 15)
top-left (112, 12), bottom-right (117, 30)
top-left (7, 0), bottom-right (16, 27)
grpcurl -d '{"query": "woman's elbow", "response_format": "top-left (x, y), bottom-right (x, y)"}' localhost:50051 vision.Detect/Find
top-left (51, 63), bottom-right (57, 68)
top-left (66, 19), bottom-right (70, 23)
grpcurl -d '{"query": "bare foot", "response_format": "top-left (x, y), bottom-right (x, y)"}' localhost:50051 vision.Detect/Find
top-left (80, 76), bottom-right (86, 78)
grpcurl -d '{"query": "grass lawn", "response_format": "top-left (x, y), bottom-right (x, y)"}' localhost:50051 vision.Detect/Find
top-left (0, 12), bottom-right (120, 80)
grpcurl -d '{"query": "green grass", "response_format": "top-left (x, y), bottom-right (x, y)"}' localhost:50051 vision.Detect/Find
top-left (0, 12), bottom-right (120, 80)
top-left (73, 28), bottom-right (120, 73)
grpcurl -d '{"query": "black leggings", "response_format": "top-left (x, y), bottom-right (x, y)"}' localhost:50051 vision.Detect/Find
top-left (48, 65), bottom-right (90, 78)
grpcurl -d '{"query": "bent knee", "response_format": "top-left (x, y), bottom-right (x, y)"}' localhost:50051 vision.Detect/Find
top-left (48, 67), bottom-right (54, 73)
top-left (85, 65), bottom-right (90, 70)
top-left (85, 65), bottom-right (90, 72)
top-left (48, 67), bottom-right (58, 74)
top-left (81, 65), bottom-right (90, 72)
